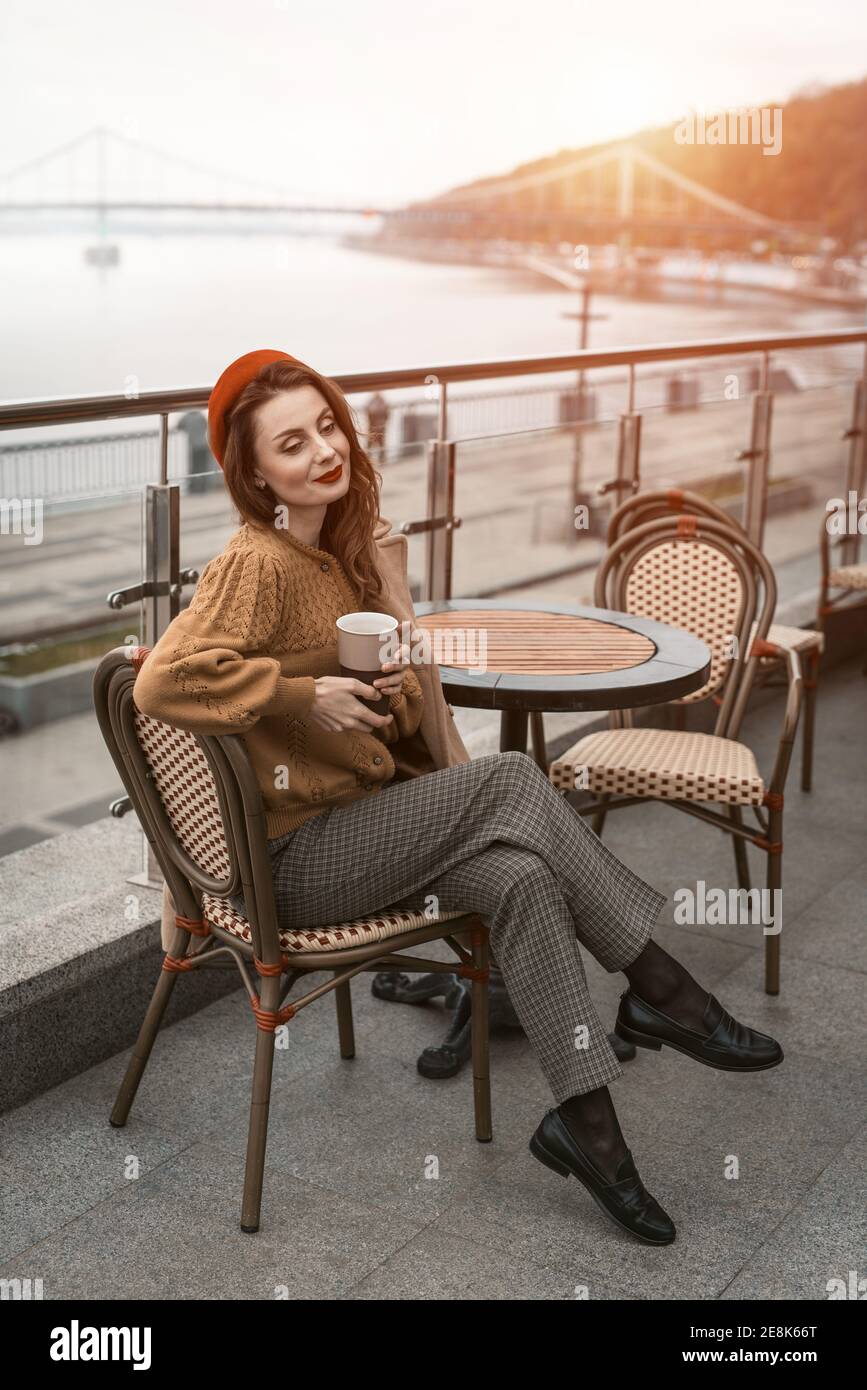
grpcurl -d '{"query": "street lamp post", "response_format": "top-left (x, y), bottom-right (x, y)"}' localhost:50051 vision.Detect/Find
top-left (561, 278), bottom-right (606, 538)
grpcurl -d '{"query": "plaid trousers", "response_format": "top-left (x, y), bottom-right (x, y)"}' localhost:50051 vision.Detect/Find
top-left (257, 751), bottom-right (666, 1101)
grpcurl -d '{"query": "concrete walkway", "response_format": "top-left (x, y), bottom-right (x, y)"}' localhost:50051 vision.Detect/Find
top-left (1, 658), bottom-right (865, 1299)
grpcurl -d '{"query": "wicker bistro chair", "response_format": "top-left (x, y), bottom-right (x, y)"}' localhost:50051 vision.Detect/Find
top-left (547, 515), bottom-right (803, 996)
top-left (818, 506), bottom-right (867, 650)
top-left (530, 488), bottom-right (822, 791)
top-left (93, 646), bottom-right (492, 1234)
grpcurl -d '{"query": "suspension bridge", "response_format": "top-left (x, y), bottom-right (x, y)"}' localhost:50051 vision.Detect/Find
top-left (0, 126), bottom-right (822, 252)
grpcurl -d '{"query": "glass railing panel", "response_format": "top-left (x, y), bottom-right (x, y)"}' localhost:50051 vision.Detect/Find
top-left (762, 378), bottom-right (857, 615)
top-left (634, 356), bottom-right (759, 525)
top-left (451, 417), bottom-right (621, 603)
top-left (372, 439), bottom-right (430, 599)
top-left (368, 373), bottom-right (626, 600)
top-left (0, 430), bottom-right (147, 875)
top-left (163, 425), bottom-right (244, 585)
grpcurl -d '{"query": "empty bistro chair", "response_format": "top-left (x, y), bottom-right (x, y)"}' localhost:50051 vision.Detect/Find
top-left (818, 503), bottom-right (867, 658)
top-left (92, 645), bottom-right (492, 1234)
top-left (547, 514), bottom-right (803, 995)
top-left (532, 487), bottom-right (822, 791)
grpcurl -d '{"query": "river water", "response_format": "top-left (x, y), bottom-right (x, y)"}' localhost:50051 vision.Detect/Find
top-left (1, 229), bottom-right (859, 422)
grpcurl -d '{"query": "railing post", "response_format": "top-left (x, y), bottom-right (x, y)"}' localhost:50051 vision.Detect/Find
top-left (615, 411), bottom-right (642, 498)
top-left (740, 354), bottom-right (774, 548)
top-left (841, 377), bottom-right (867, 567)
top-left (598, 366), bottom-right (641, 508)
top-left (423, 437), bottom-right (457, 602)
top-left (132, 416), bottom-right (182, 889)
top-left (143, 482), bottom-right (181, 646)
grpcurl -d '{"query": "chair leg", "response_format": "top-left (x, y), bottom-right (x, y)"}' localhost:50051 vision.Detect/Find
top-left (800, 650), bottom-right (819, 793)
top-left (334, 975), bottom-right (356, 1059)
top-left (729, 806), bottom-right (751, 892)
top-left (764, 807), bottom-right (783, 996)
top-left (241, 976), bottom-right (280, 1233)
top-left (470, 923), bottom-right (492, 1143)
top-left (592, 793), bottom-right (610, 838)
top-left (530, 711), bottom-right (548, 771)
top-left (110, 962), bottom-right (180, 1128)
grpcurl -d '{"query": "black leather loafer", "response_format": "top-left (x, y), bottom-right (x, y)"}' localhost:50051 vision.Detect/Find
top-left (529, 1109), bottom-right (676, 1245)
top-left (615, 989), bottom-right (783, 1072)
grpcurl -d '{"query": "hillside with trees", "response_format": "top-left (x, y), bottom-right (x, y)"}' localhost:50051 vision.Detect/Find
top-left (428, 76), bottom-right (867, 249)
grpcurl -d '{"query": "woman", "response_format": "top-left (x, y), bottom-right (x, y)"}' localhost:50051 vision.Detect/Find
top-left (133, 348), bottom-right (784, 1248)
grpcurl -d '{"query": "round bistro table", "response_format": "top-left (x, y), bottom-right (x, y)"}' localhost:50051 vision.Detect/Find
top-left (372, 599), bottom-right (712, 1078)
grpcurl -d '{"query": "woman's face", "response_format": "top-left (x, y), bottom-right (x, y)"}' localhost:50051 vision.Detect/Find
top-left (251, 384), bottom-right (351, 509)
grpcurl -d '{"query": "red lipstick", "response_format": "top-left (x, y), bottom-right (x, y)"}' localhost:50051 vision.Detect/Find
top-left (314, 462), bottom-right (343, 484)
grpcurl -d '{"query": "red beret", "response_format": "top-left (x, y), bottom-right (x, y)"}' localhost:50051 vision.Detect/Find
top-left (207, 348), bottom-right (306, 467)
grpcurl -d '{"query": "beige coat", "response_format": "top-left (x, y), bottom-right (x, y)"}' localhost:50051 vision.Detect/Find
top-left (158, 515), bottom-right (472, 948)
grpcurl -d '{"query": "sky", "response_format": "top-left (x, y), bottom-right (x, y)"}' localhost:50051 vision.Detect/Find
top-left (2, 0), bottom-right (867, 205)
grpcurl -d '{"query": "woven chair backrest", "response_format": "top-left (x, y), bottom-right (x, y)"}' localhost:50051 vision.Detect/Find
top-left (132, 706), bottom-right (233, 882)
top-left (622, 533), bottom-right (745, 704)
top-left (596, 515), bottom-right (775, 738)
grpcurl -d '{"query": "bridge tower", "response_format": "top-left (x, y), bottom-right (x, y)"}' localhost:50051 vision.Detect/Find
top-left (616, 148), bottom-right (634, 255)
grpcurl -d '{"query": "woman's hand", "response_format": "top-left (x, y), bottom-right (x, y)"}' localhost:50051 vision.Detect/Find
top-left (371, 642), bottom-right (413, 699)
top-left (308, 676), bottom-right (395, 734)
top-left (307, 644), bottom-right (415, 734)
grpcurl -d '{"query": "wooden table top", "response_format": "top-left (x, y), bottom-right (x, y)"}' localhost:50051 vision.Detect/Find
top-left (414, 607), bottom-right (656, 676)
top-left (413, 599), bottom-right (711, 713)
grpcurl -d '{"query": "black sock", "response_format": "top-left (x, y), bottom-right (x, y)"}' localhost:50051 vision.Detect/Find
top-left (625, 940), bottom-right (709, 1024)
top-left (557, 1086), bottom-right (629, 1181)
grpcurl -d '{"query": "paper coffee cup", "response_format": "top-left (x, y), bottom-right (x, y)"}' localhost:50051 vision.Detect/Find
top-left (336, 612), bottom-right (400, 717)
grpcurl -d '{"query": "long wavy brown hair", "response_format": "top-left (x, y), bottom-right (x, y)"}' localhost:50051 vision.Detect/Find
top-left (221, 358), bottom-right (386, 607)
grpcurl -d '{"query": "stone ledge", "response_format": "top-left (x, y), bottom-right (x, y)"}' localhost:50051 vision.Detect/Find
top-left (0, 817), bottom-right (240, 1116)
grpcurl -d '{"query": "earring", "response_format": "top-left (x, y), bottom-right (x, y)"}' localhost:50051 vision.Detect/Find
top-left (254, 478), bottom-right (266, 489)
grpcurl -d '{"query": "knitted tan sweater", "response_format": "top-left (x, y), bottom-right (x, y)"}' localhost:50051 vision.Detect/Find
top-left (132, 518), bottom-right (429, 839)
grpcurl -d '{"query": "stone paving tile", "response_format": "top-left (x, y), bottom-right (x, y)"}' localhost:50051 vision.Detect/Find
top-left (197, 1049), bottom-right (529, 1223)
top-left (59, 990), bottom-right (325, 1138)
top-left (778, 860), bottom-right (867, 975)
top-left (343, 1222), bottom-right (625, 1301)
top-left (719, 1125), bottom-right (867, 1300)
top-left (0, 1141), bottom-right (429, 1301)
top-left (0, 1088), bottom-right (194, 1264)
top-left (596, 796), bottom-right (864, 964)
top-left (430, 1126), bottom-right (827, 1301)
top-left (692, 1044), bottom-right (866, 1144)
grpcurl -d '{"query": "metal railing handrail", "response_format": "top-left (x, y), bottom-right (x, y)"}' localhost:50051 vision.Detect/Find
top-left (1, 328), bottom-right (865, 430)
